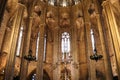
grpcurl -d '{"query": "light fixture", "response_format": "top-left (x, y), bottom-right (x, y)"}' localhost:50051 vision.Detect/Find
top-left (90, 49), bottom-right (103, 62)
top-left (90, 29), bottom-right (103, 62)
top-left (24, 49), bottom-right (36, 61)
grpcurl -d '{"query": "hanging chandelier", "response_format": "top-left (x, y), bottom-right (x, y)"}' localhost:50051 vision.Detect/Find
top-left (24, 49), bottom-right (36, 61)
top-left (90, 49), bottom-right (103, 62)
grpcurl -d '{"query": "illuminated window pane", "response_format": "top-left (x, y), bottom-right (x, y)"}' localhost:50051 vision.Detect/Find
top-left (74, 0), bottom-right (79, 4)
top-left (90, 29), bottom-right (96, 53)
top-left (43, 34), bottom-right (47, 62)
top-left (48, 0), bottom-right (55, 5)
top-left (36, 33), bottom-right (47, 61)
top-left (36, 32), bottom-right (40, 60)
top-left (16, 26), bottom-right (23, 56)
top-left (61, 32), bottom-right (70, 53)
top-left (59, 0), bottom-right (69, 7)
top-left (32, 74), bottom-right (36, 80)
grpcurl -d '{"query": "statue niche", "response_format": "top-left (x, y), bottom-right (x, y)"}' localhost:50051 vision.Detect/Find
top-left (75, 14), bottom-right (84, 41)
top-left (60, 13), bottom-right (70, 28)
top-left (88, 3), bottom-right (97, 26)
top-left (46, 11), bottom-right (56, 30)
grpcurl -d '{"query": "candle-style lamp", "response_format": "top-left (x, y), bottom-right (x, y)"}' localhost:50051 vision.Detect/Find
top-left (90, 29), bottom-right (103, 61)
top-left (24, 49), bottom-right (36, 61)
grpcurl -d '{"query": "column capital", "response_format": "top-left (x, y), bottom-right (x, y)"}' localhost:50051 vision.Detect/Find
top-left (39, 23), bottom-right (45, 28)
top-left (18, 3), bottom-right (26, 8)
top-left (102, 0), bottom-right (111, 7)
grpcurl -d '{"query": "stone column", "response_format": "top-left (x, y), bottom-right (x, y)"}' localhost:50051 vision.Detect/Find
top-left (102, 1), bottom-right (120, 79)
top-left (96, 13), bottom-right (113, 80)
top-left (52, 28), bottom-right (59, 80)
top-left (85, 22), bottom-right (96, 80)
top-left (93, 0), bottom-right (113, 80)
top-left (36, 24), bottom-right (45, 80)
top-left (19, 17), bottom-right (33, 80)
top-left (4, 3), bottom-right (25, 80)
top-left (82, 0), bottom-right (96, 80)
top-left (71, 27), bottom-right (79, 80)
top-left (78, 26), bottom-right (88, 80)
top-left (0, 0), bottom-right (8, 27)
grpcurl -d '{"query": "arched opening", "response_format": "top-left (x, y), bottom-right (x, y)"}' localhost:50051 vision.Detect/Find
top-left (27, 69), bottom-right (50, 80)
top-left (60, 68), bottom-right (71, 80)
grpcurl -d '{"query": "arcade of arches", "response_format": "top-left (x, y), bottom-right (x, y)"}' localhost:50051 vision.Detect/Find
top-left (0, 0), bottom-right (120, 80)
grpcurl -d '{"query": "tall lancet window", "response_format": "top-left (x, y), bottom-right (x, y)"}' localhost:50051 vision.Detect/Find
top-left (61, 32), bottom-right (70, 60)
top-left (43, 34), bottom-right (47, 62)
top-left (16, 26), bottom-right (23, 56)
top-left (36, 32), bottom-right (40, 60)
top-left (90, 29), bottom-right (96, 54)
top-left (36, 32), bottom-right (47, 61)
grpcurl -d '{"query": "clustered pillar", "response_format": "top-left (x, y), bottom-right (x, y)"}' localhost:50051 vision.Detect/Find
top-left (82, 0), bottom-right (96, 79)
top-left (93, 0), bottom-right (113, 80)
top-left (36, 24), bottom-right (45, 80)
top-left (102, 1), bottom-right (120, 79)
top-left (20, 17), bottom-right (33, 80)
top-left (4, 3), bottom-right (25, 80)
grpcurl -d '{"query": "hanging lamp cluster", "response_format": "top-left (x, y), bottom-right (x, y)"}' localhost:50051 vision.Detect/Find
top-left (24, 49), bottom-right (36, 61)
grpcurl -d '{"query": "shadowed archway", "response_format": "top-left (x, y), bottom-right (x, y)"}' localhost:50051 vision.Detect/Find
top-left (27, 69), bottom-right (50, 80)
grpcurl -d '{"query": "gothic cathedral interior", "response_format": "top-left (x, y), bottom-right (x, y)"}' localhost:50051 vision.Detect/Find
top-left (0, 0), bottom-right (120, 80)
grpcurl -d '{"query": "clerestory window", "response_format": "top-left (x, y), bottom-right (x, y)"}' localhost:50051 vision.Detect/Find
top-left (16, 26), bottom-right (23, 56)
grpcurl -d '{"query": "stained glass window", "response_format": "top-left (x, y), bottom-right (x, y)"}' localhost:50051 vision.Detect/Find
top-left (16, 26), bottom-right (23, 56)
top-left (90, 29), bottom-right (96, 53)
top-left (36, 32), bottom-right (40, 60)
top-left (61, 32), bottom-right (70, 53)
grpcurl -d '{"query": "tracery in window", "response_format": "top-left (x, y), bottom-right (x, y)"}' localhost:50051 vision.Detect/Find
top-left (61, 32), bottom-right (70, 60)
top-left (74, 0), bottom-right (79, 4)
top-left (61, 0), bottom-right (68, 7)
top-left (16, 26), bottom-right (23, 56)
top-left (48, 0), bottom-right (55, 5)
